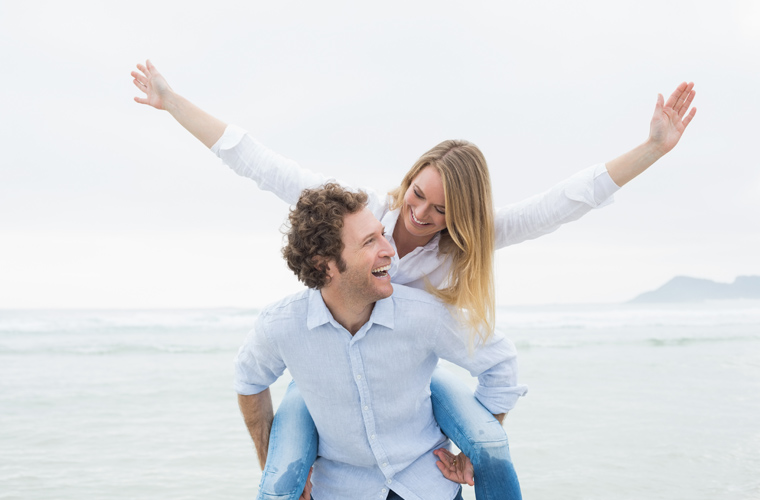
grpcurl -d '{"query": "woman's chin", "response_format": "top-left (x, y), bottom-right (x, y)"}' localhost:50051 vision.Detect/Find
top-left (404, 218), bottom-right (437, 238)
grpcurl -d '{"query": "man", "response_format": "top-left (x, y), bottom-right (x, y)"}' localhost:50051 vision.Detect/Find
top-left (235, 183), bottom-right (525, 500)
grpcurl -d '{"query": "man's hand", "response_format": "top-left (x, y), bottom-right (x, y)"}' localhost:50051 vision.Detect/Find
top-left (433, 448), bottom-right (474, 486)
top-left (298, 468), bottom-right (313, 500)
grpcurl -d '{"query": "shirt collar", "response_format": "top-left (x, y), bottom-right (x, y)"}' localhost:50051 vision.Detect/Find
top-left (306, 289), bottom-right (395, 331)
top-left (368, 294), bottom-right (395, 330)
top-left (306, 289), bottom-right (334, 330)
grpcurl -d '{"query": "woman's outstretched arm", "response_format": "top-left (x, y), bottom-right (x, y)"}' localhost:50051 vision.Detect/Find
top-left (606, 82), bottom-right (697, 187)
top-left (493, 82), bottom-right (697, 250)
top-left (131, 59), bottom-right (335, 206)
top-left (131, 59), bottom-right (226, 149)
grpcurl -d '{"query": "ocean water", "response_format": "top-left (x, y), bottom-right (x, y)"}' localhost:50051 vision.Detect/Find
top-left (1, 302), bottom-right (758, 500)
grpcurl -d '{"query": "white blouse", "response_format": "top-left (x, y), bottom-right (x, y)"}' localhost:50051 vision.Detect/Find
top-left (211, 125), bottom-right (620, 290)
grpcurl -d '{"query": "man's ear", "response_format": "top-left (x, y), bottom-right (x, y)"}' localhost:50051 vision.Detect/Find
top-left (312, 256), bottom-right (337, 282)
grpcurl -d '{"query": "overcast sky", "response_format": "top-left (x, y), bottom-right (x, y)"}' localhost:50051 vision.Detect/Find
top-left (1, 0), bottom-right (759, 308)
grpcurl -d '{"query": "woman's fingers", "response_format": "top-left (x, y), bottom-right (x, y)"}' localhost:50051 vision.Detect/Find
top-left (136, 62), bottom-right (150, 79)
top-left (664, 82), bottom-right (689, 111)
top-left (678, 88), bottom-right (696, 118)
top-left (132, 78), bottom-right (147, 94)
top-left (131, 71), bottom-right (148, 88)
top-left (682, 106), bottom-right (697, 128)
top-left (673, 82), bottom-right (694, 115)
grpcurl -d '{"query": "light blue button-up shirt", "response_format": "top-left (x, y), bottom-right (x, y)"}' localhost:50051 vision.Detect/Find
top-left (235, 285), bottom-right (527, 500)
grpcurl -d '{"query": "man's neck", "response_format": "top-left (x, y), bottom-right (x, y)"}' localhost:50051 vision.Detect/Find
top-left (320, 288), bottom-right (375, 335)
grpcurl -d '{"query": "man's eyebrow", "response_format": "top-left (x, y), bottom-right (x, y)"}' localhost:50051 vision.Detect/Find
top-left (359, 226), bottom-right (384, 243)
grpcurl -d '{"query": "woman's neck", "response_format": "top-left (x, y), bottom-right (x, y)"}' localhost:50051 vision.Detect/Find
top-left (392, 215), bottom-right (436, 259)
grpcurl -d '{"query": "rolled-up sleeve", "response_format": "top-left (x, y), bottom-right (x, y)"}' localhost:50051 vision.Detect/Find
top-left (233, 312), bottom-right (287, 395)
top-left (433, 316), bottom-right (528, 414)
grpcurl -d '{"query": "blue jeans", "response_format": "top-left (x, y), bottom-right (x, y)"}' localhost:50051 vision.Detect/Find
top-left (257, 381), bottom-right (319, 500)
top-left (257, 368), bottom-right (521, 500)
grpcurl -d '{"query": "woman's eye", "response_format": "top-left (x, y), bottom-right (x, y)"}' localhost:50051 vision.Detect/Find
top-left (414, 189), bottom-right (423, 199)
top-left (435, 208), bottom-right (445, 215)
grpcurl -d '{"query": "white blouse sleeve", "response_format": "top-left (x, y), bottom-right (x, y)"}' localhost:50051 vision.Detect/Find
top-left (494, 163), bottom-right (620, 249)
top-left (210, 125), bottom-right (332, 205)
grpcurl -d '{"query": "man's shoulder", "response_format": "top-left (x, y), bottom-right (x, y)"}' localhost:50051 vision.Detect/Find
top-left (258, 288), bottom-right (311, 321)
top-left (391, 284), bottom-right (447, 312)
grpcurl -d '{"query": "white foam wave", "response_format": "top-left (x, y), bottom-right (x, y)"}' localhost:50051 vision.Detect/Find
top-left (497, 300), bottom-right (760, 330)
top-left (0, 309), bottom-right (260, 334)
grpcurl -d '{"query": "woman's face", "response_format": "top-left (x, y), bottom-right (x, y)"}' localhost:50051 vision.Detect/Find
top-left (401, 166), bottom-right (447, 238)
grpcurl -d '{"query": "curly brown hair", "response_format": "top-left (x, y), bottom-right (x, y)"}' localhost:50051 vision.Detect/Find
top-left (282, 183), bottom-right (369, 289)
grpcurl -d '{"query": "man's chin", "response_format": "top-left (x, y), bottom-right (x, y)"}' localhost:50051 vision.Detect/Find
top-left (380, 281), bottom-right (393, 299)
top-left (375, 282), bottom-right (394, 300)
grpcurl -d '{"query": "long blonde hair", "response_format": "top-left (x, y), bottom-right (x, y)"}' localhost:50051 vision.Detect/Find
top-left (389, 140), bottom-right (495, 344)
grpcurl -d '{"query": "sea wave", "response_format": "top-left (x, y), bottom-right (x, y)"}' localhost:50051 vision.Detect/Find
top-left (0, 309), bottom-right (260, 335)
top-left (0, 343), bottom-right (233, 356)
top-left (497, 300), bottom-right (760, 330)
top-left (512, 333), bottom-right (760, 350)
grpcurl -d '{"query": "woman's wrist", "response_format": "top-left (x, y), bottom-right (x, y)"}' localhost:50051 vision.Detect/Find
top-left (643, 137), bottom-right (669, 160)
top-left (162, 89), bottom-right (182, 114)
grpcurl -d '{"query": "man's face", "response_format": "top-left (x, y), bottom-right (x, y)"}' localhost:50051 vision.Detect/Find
top-left (329, 208), bottom-right (395, 304)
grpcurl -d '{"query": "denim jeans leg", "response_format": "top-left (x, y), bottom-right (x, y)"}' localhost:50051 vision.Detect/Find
top-left (431, 367), bottom-right (522, 500)
top-left (257, 381), bottom-right (319, 500)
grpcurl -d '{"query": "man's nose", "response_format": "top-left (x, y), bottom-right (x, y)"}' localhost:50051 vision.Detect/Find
top-left (380, 234), bottom-right (396, 257)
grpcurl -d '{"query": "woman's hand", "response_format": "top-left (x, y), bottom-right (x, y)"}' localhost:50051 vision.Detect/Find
top-left (131, 59), bottom-right (174, 110)
top-left (434, 448), bottom-right (475, 486)
top-left (648, 82), bottom-right (697, 155)
top-left (130, 59), bottom-right (227, 148)
top-left (606, 82), bottom-right (697, 186)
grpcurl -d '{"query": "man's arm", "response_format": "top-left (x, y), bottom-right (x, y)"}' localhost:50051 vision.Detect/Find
top-left (238, 389), bottom-right (274, 470)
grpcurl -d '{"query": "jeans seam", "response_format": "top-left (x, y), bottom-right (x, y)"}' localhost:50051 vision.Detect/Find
top-left (432, 391), bottom-right (509, 447)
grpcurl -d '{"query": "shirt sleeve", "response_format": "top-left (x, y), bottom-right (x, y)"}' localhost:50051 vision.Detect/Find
top-left (210, 124), bottom-right (333, 205)
top-left (210, 125), bottom-right (388, 214)
top-left (432, 311), bottom-right (528, 414)
top-left (494, 163), bottom-right (620, 249)
top-left (233, 311), bottom-right (287, 395)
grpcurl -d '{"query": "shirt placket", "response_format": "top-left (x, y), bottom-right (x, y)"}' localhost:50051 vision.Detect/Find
top-left (348, 328), bottom-right (396, 497)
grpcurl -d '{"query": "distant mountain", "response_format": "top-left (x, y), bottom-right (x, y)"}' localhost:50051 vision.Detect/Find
top-left (629, 276), bottom-right (760, 303)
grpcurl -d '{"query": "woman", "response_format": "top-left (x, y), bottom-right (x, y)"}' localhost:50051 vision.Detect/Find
top-left (132, 60), bottom-right (696, 500)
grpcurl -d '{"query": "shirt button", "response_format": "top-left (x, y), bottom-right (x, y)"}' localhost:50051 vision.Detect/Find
top-left (382, 462), bottom-right (388, 467)
top-left (356, 374), bottom-right (362, 380)
top-left (381, 489), bottom-right (387, 494)
top-left (387, 479), bottom-right (392, 484)
top-left (363, 406), bottom-right (369, 411)
top-left (370, 434), bottom-right (376, 440)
